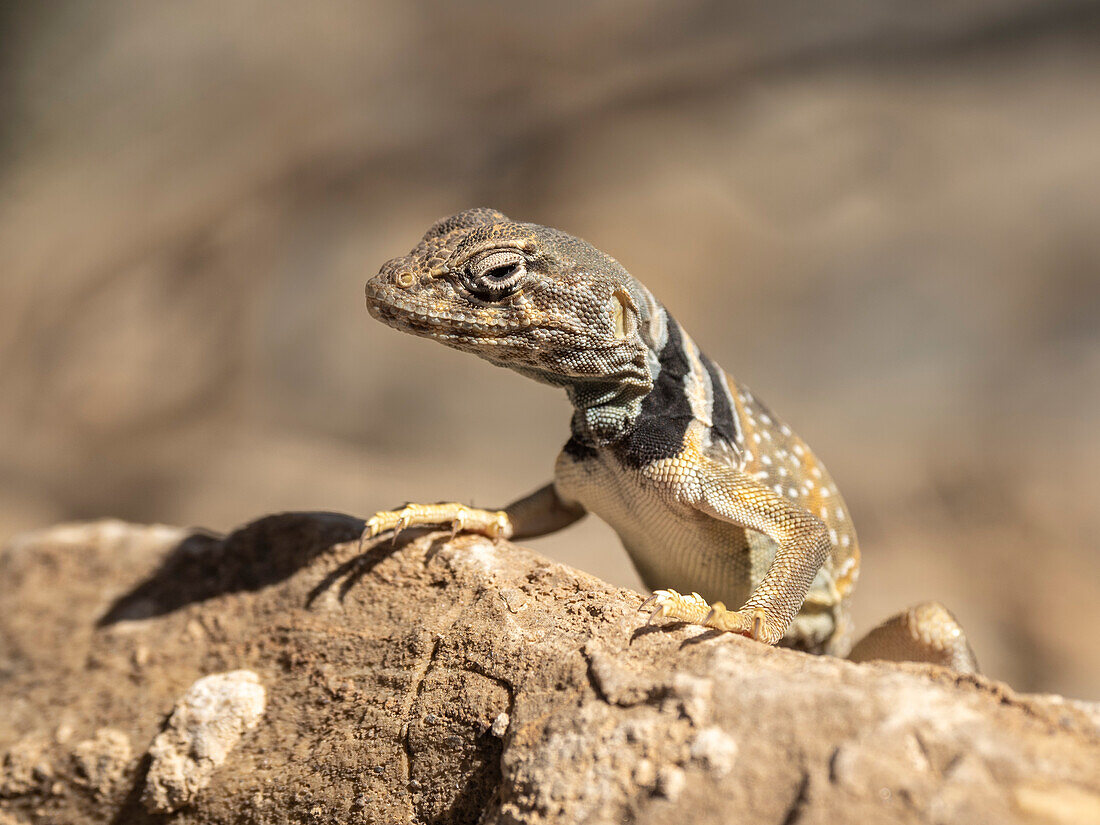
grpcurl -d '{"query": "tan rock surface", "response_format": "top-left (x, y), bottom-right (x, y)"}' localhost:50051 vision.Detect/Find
top-left (1, 515), bottom-right (1097, 824)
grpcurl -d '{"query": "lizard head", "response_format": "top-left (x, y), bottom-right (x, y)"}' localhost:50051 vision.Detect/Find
top-left (366, 208), bottom-right (661, 394)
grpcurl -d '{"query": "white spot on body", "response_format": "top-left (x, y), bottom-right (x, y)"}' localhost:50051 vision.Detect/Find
top-left (680, 333), bottom-right (713, 422)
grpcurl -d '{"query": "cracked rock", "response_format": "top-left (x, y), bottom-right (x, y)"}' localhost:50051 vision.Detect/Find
top-left (1, 516), bottom-right (1098, 824)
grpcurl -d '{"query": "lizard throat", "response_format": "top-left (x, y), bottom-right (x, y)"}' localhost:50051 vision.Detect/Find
top-left (567, 380), bottom-right (651, 444)
top-left (566, 310), bottom-right (693, 453)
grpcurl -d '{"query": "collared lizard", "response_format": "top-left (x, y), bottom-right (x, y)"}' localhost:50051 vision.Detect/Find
top-left (363, 208), bottom-right (977, 673)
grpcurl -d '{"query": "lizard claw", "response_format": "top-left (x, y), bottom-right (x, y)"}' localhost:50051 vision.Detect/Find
top-left (359, 513), bottom-right (389, 550)
top-left (750, 608), bottom-right (767, 641)
top-left (363, 515), bottom-right (383, 541)
top-left (644, 597), bottom-right (670, 625)
top-left (393, 508), bottom-right (416, 543)
top-left (449, 507), bottom-right (468, 538)
top-left (638, 592), bottom-right (661, 613)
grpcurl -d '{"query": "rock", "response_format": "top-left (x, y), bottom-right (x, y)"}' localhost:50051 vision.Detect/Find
top-left (689, 726), bottom-right (739, 776)
top-left (0, 737), bottom-right (52, 798)
top-left (0, 514), bottom-right (1098, 824)
top-left (71, 728), bottom-right (132, 798)
top-left (142, 671), bottom-right (266, 813)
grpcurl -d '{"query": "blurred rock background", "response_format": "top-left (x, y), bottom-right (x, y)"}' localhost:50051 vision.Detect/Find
top-left (1, 1), bottom-right (1097, 697)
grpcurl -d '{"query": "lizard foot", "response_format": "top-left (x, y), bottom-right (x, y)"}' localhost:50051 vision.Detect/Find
top-left (362, 503), bottom-right (513, 547)
top-left (639, 589), bottom-right (713, 625)
top-left (641, 589), bottom-right (778, 644)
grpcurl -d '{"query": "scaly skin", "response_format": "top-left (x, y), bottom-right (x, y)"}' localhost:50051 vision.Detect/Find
top-left (363, 208), bottom-right (977, 671)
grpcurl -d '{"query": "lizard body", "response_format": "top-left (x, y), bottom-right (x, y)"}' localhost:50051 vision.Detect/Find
top-left (364, 208), bottom-right (977, 671)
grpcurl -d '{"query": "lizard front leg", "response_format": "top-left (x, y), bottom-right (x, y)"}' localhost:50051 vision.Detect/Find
top-left (643, 459), bottom-right (830, 645)
top-left (363, 482), bottom-right (585, 544)
top-left (363, 502), bottom-right (513, 542)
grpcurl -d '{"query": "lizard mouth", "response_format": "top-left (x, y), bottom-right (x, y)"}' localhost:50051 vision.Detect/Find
top-left (365, 283), bottom-right (519, 343)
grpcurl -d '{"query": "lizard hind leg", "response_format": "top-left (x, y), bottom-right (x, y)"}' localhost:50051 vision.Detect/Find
top-left (363, 503), bottom-right (512, 546)
top-left (847, 601), bottom-right (979, 674)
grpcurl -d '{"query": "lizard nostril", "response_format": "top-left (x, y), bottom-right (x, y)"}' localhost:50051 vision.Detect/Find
top-left (395, 271), bottom-right (416, 288)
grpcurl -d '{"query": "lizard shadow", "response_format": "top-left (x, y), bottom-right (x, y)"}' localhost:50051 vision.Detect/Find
top-left (303, 528), bottom-right (438, 606)
top-left (629, 623), bottom-right (727, 648)
top-left (107, 753), bottom-right (162, 825)
top-left (97, 511), bottom-right (365, 626)
top-left (677, 627), bottom-right (728, 647)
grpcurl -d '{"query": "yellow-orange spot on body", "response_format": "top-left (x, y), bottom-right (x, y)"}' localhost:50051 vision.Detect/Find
top-left (833, 543), bottom-right (861, 597)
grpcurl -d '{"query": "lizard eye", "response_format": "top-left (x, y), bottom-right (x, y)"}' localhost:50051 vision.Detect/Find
top-left (466, 250), bottom-right (526, 300)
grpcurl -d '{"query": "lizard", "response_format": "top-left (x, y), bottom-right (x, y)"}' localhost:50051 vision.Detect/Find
top-left (362, 207), bottom-right (978, 673)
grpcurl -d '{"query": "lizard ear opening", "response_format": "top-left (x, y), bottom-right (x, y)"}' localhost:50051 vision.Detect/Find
top-left (612, 289), bottom-right (636, 340)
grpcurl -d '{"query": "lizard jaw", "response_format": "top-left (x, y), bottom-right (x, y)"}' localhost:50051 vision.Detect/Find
top-left (365, 280), bottom-right (518, 342)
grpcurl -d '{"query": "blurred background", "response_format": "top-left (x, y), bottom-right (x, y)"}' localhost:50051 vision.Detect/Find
top-left (1, 1), bottom-right (1097, 698)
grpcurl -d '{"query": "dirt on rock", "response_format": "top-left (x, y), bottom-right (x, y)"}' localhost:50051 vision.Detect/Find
top-left (1, 515), bottom-right (1098, 824)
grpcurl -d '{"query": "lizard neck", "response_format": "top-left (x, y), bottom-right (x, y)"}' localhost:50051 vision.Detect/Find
top-left (565, 302), bottom-right (679, 447)
top-left (504, 351), bottom-right (654, 445)
top-left (566, 309), bottom-right (739, 472)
